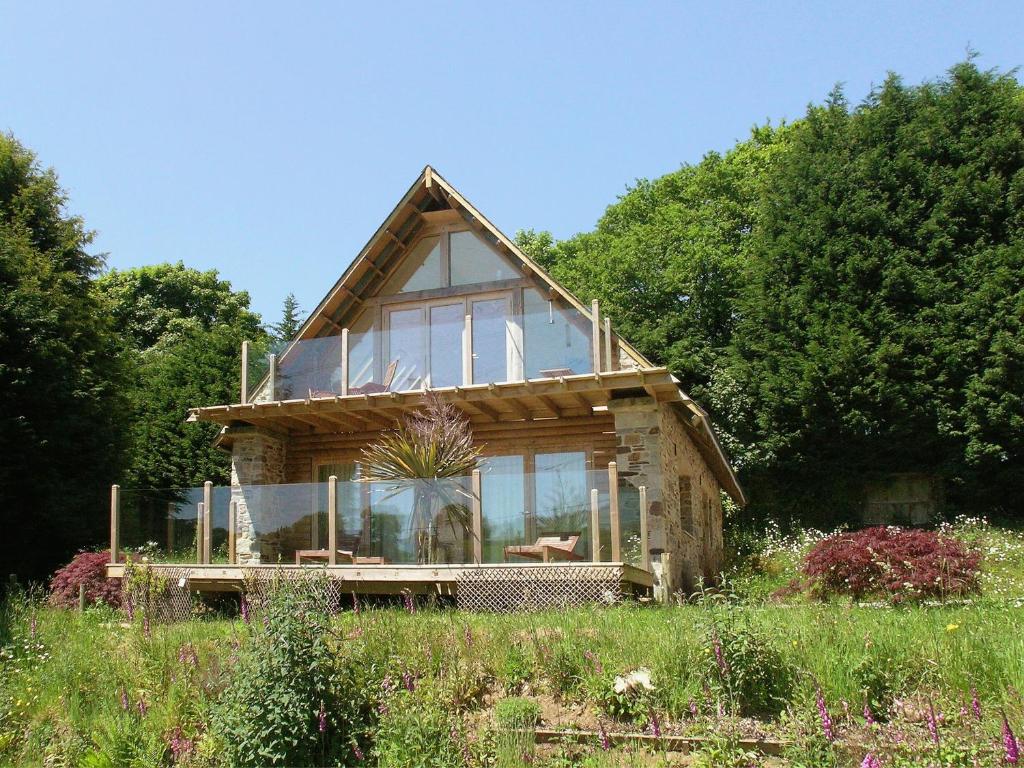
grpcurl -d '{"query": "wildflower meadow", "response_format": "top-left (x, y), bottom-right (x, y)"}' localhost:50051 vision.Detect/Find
top-left (0, 516), bottom-right (1022, 766)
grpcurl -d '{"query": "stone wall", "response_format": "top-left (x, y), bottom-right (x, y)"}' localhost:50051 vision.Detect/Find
top-left (229, 427), bottom-right (286, 564)
top-left (607, 397), bottom-right (724, 594)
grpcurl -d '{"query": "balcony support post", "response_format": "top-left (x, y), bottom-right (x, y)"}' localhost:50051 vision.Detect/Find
top-left (328, 475), bottom-right (338, 566)
top-left (608, 461), bottom-right (621, 562)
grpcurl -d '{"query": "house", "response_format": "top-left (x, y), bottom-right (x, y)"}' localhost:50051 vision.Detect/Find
top-left (107, 167), bottom-right (745, 610)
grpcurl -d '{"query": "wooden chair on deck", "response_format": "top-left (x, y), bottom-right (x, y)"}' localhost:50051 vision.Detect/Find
top-left (309, 359), bottom-right (399, 398)
top-left (503, 532), bottom-right (583, 563)
top-left (295, 534), bottom-right (361, 564)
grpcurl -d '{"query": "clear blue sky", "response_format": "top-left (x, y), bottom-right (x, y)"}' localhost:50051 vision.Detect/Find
top-left (2, 1), bottom-right (1021, 323)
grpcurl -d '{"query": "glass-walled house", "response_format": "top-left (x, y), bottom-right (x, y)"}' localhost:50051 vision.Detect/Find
top-left (109, 167), bottom-right (745, 605)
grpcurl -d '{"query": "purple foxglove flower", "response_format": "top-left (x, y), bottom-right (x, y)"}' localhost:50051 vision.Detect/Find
top-left (584, 649), bottom-right (603, 674)
top-left (352, 592), bottom-right (361, 615)
top-left (240, 594), bottom-right (250, 623)
top-left (926, 700), bottom-right (939, 745)
top-left (1004, 711), bottom-right (1020, 765)
top-left (971, 687), bottom-right (982, 721)
top-left (120, 687), bottom-right (129, 711)
top-left (137, 695), bottom-right (148, 717)
top-left (860, 753), bottom-right (881, 768)
top-left (402, 671), bottom-right (416, 692)
top-left (598, 721), bottom-right (611, 751)
top-left (403, 592), bottom-right (415, 613)
top-left (124, 599), bottom-right (134, 621)
top-left (689, 698), bottom-right (699, 718)
top-left (318, 700), bottom-right (327, 733)
top-left (648, 709), bottom-right (661, 738)
top-left (353, 741), bottom-right (365, 760)
top-left (816, 686), bottom-right (835, 742)
top-left (863, 702), bottom-right (875, 726)
top-left (464, 625), bottom-right (473, 648)
top-left (712, 632), bottom-right (729, 678)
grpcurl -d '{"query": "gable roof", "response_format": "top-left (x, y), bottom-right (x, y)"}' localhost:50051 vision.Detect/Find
top-left (242, 166), bottom-right (746, 505)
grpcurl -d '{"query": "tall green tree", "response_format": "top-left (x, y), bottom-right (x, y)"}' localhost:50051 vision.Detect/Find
top-left (0, 135), bottom-right (128, 580)
top-left (96, 264), bottom-right (264, 490)
top-left (272, 292), bottom-right (304, 341)
top-left (722, 63), bottom-right (1024, 522)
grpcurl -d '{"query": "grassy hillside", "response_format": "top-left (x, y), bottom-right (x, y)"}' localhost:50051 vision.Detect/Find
top-left (1, 519), bottom-right (1022, 766)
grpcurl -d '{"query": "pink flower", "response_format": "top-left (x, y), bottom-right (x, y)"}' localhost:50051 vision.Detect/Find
top-left (689, 698), bottom-right (699, 718)
top-left (598, 721), bottom-right (611, 751)
top-left (353, 741), bottom-right (365, 760)
top-left (648, 709), bottom-right (661, 738)
top-left (971, 687), bottom-right (982, 721)
top-left (402, 671), bottom-right (416, 692)
top-left (119, 687), bottom-right (129, 711)
top-left (240, 594), bottom-right (250, 623)
top-left (863, 701), bottom-right (875, 726)
top-left (584, 649), bottom-right (603, 674)
top-left (926, 700), bottom-right (940, 745)
top-left (318, 700), bottom-right (327, 733)
top-left (816, 686), bottom-right (835, 742)
top-left (1004, 711), bottom-right (1020, 765)
top-left (352, 592), bottom-right (361, 615)
top-left (860, 753), bottom-right (881, 768)
top-left (712, 632), bottom-right (729, 678)
top-left (137, 695), bottom-right (148, 718)
top-left (403, 591), bottom-right (415, 613)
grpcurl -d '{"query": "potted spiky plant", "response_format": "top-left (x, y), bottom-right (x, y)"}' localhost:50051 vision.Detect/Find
top-left (360, 394), bottom-right (481, 564)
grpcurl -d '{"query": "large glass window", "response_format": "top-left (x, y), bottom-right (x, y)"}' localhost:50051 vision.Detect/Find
top-left (429, 303), bottom-right (463, 388)
top-left (480, 455), bottom-right (527, 563)
top-left (450, 230), bottom-right (519, 285)
top-left (314, 463), bottom-right (363, 551)
top-left (534, 452), bottom-right (589, 534)
top-left (347, 309), bottom-right (376, 388)
top-left (472, 297), bottom-right (510, 383)
top-left (523, 288), bottom-right (592, 377)
top-left (380, 235), bottom-right (442, 294)
top-left (387, 307), bottom-right (427, 390)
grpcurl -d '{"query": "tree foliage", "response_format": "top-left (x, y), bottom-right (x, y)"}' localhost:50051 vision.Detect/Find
top-left (523, 60), bottom-right (1024, 523)
top-left (95, 263), bottom-right (264, 490)
top-left (0, 134), bottom-right (128, 581)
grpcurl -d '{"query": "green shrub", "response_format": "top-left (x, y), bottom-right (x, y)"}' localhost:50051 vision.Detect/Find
top-left (212, 586), bottom-right (372, 767)
top-left (375, 683), bottom-right (467, 768)
top-left (496, 644), bottom-right (533, 693)
top-left (539, 642), bottom-right (588, 697)
top-left (79, 712), bottom-right (165, 768)
top-left (494, 697), bottom-right (540, 767)
top-left (853, 652), bottom-right (917, 719)
top-left (593, 669), bottom-right (656, 724)
top-left (705, 613), bottom-right (795, 718)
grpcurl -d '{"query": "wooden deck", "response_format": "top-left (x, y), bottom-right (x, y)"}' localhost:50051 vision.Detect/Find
top-left (106, 561), bottom-right (654, 597)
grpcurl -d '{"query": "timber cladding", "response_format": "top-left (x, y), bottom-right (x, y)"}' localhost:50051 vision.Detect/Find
top-left (283, 413), bottom-right (617, 483)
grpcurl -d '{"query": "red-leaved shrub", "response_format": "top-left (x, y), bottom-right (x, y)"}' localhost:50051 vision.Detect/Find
top-left (802, 527), bottom-right (981, 603)
top-left (48, 550), bottom-right (122, 609)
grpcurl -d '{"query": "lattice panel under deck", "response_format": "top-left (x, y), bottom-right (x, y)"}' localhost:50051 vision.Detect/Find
top-left (456, 565), bottom-right (623, 612)
top-left (240, 568), bottom-right (345, 615)
top-left (123, 566), bottom-right (195, 623)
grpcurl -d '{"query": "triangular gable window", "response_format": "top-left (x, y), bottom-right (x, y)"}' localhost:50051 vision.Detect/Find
top-left (380, 235), bottom-right (442, 294)
top-left (450, 230), bottom-right (519, 285)
top-left (379, 230), bottom-right (519, 295)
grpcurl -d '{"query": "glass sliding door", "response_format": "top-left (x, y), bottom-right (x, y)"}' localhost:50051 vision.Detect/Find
top-left (534, 451), bottom-right (589, 558)
top-left (471, 296), bottom-right (511, 384)
top-left (429, 303), bottom-right (463, 388)
top-left (313, 463), bottom-right (363, 553)
top-left (386, 307), bottom-right (426, 391)
top-left (479, 455), bottom-right (526, 563)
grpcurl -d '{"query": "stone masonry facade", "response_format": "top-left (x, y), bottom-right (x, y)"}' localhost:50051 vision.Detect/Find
top-left (229, 427), bottom-right (286, 564)
top-left (607, 397), bottom-right (724, 594)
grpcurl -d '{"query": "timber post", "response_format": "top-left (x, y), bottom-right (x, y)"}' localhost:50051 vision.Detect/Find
top-left (471, 469), bottom-right (482, 564)
top-left (240, 340), bottom-right (250, 404)
top-left (268, 353), bottom-right (278, 401)
top-left (639, 485), bottom-right (650, 571)
top-left (463, 314), bottom-right (473, 385)
top-left (228, 500), bottom-right (237, 565)
top-left (340, 328), bottom-right (349, 396)
top-left (203, 481), bottom-right (213, 564)
top-left (109, 484), bottom-right (121, 564)
top-left (591, 299), bottom-right (601, 373)
top-left (608, 461), bottom-right (621, 562)
top-left (327, 475), bottom-right (338, 566)
top-left (195, 503), bottom-right (204, 564)
top-left (604, 316), bottom-right (613, 372)
top-left (166, 501), bottom-right (176, 554)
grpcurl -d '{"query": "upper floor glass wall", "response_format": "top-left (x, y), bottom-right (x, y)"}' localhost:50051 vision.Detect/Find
top-left (379, 229), bottom-right (520, 296)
